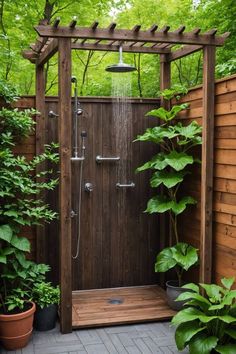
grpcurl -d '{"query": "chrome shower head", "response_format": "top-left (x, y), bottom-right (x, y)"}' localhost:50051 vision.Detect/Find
top-left (105, 46), bottom-right (136, 73)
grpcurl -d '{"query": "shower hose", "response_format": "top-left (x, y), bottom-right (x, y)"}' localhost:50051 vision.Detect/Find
top-left (72, 158), bottom-right (83, 259)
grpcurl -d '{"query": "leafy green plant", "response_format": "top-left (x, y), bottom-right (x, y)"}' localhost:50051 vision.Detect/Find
top-left (0, 103), bottom-right (59, 314)
top-left (0, 79), bottom-right (19, 103)
top-left (155, 243), bottom-right (198, 286)
top-left (172, 277), bottom-right (236, 353)
top-left (135, 87), bottom-right (201, 285)
top-left (32, 282), bottom-right (60, 309)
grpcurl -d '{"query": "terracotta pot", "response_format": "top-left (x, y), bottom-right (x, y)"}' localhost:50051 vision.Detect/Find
top-left (0, 301), bottom-right (36, 350)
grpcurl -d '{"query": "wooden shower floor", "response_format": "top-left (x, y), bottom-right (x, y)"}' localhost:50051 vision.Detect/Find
top-left (72, 285), bottom-right (176, 328)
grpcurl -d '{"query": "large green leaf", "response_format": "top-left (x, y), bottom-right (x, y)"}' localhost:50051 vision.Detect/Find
top-left (136, 153), bottom-right (168, 172)
top-left (215, 344), bottom-right (236, 354)
top-left (146, 104), bottom-right (189, 122)
top-left (175, 320), bottom-right (206, 350)
top-left (165, 150), bottom-right (194, 171)
top-left (182, 283), bottom-right (200, 294)
top-left (175, 121), bottom-right (202, 137)
top-left (145, 195), bottom-right (173, 214)
top-left (171, 196), bottom-right (197, 215)
top-left (225, 328), bottom-right (236, 340)
top-left (150, 170), bottom-right (188, 188)
top-left (200, 284), bottom-right (223, 303)
top-left (134, 126), bottom-right (178, 144)
top-left (189, 333), bottom-right (218, 354)
top-left (10, 235), bottom-right (30, 252)
top-left (172, 242), bottom-right (198, 270)
top-left (0, 224), bottom-right (13, 243)
top-left (172, 307), bottom-right (205, 326)
top-left (176, 292), bottom-right (210, 307)
top-left (15, 250), bottom-right (31, 268)
top-left (221, 277), bottom-right (235, 290)
top-left (155, 247), bottom-right (177, 272)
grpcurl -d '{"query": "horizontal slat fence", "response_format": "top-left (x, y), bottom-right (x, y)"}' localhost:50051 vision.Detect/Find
top-left (177, 74), bottom-right (236, 285)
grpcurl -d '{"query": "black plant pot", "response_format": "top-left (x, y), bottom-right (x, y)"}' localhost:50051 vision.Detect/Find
top-left (166, 280), bottom-right (188, 311)
top-left (34, 304), bottom-right (58, 331)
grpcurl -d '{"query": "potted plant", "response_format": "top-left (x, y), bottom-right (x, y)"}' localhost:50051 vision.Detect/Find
top-left (135, 87), bottom-right (201, 309)
top-left (0, 97), bottom-right (59, 349)
top-left (32, 281), bottom-right (60, 331)
top-left (172, 277), bottom-right (236, 353)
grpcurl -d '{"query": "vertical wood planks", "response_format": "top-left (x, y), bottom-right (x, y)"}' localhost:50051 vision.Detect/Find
top-left (200, 46), bottom-right (215, 283)
top-left (35, 64), bottom-right (46, 263)
top-left (58, 38), bottom-right (72, 333)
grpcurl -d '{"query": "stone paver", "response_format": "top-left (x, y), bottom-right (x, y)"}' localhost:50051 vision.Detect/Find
top-left (0, 322), bottom-right (188, 354)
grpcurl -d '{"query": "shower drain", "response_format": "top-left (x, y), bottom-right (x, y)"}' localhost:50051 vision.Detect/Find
top-left (108, 298), bottom-right (123, 305)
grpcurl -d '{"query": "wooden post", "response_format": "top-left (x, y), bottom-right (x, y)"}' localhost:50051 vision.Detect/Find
top-left (159, 54), bottom-right (171, 286)
top-left (200, 46), bottom-right (215, 284)
top-left (58, 38), bottom-right (72, 333)
top-left (35, 64), bottom-right (46, 263)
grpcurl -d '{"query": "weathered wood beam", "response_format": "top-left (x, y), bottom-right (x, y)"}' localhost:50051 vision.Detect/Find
top-left (22, 49), bottom-right (38, 63)
top-left (200, 45), bottom-right (216, 284)
top-left (149, 24), bottom-right (158, 33)
top-left (53, 17), bottom-right (60, 28)
top-left (169, 44), bottom-right (202, 61)
top-left (58, 37), bottom-right (72, 333)
top-left (34, 25), bottom-right (229, 46)
top-left (91, 21), bottom-right (99, 30)
top-left (108, 22), bottom-right (116, 31)
top-left (36, 39), bottom-right (58, 66)
top-left (71, 42), bottom-right (171, 54)
top-left (69, 18), bottom-right (77, 28)
top-left (35, 64), bottom-right (46, 264)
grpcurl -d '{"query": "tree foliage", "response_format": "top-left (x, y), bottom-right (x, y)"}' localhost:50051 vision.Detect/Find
top-left (0, 0), bottom-right (235, 97)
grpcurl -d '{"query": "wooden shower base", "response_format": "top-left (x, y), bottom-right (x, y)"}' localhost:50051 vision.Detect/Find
top-left (72, 285), bottom-right (175, 328)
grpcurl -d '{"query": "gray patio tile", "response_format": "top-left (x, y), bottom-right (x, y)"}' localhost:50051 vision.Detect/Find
top-left (132, 338), bottom-right (153, 354)
top-left (75, 329), bottom-right (102, 345)
top-left (117, 333), bottom-right (134, 347)
top-left (109, 333), bottom-right (128, 353)
top-left (34, 343), bottom-right (84, 354)
top-left (125, 346), bottom-right (141, 354)
top-left (142, 337), bottom-right (163, 353)
top-left (84, 343), bottom-right (109, 354)
top-left (105, 325), bottom-right (136, 334)
top-left (95, 328), bottom-right (118, 354)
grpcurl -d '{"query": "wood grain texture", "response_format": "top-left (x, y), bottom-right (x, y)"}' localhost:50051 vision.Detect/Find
top-left (35, 64), bottom-right (47, 264)
top-left (177, 73), bottom-right (236, 285)
top-left (72, 285), bottom-right (175, 328)
top-left (58, 38), bottom-right (72, 333)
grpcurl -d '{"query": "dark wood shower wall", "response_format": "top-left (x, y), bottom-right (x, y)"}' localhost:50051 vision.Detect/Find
top-left (44, 97), bottom-right (161, 289)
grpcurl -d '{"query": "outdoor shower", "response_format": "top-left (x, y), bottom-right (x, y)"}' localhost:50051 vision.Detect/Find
top-left (105, 45), bottom-right (136, 73)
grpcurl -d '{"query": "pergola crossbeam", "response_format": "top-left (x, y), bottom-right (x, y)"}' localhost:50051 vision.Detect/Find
top-left (37, 38), bottom-right (58, 66)
top-left (34, 25), bottom-right (229, 46)
top-left (71, 42), bottom-right (171, 54)
top-left (169, 44), bottom-right (202, 61)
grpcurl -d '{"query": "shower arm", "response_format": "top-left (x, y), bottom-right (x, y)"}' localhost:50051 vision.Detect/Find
top-left (119, 45), bottom-right (123, 64)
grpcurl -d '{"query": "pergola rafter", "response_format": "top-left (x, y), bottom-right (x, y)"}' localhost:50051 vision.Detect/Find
top-left (22, 19), bottom-right (230, 335)
top-left (23, 20), bottom-right (229, 66)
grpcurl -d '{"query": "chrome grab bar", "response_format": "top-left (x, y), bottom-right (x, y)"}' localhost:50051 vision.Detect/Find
top-left (116, 182), bottom-right (135, 188)
top-left (96, 155), bottom-right (120, 163)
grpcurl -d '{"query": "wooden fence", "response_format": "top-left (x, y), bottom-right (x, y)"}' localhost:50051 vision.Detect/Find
top-left (9, 73), bottom-right (236, 285)
top-left (177, 74), bottom-right (236, 285)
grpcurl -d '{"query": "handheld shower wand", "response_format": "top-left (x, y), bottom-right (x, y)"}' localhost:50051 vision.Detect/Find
top-left (71, 77), bottom-right (86, 161)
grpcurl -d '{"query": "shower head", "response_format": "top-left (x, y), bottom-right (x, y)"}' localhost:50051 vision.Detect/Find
top-left (105, 46), bottom-right (136, 73)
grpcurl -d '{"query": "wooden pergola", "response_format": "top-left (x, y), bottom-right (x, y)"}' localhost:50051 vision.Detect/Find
top-left (23, 20), bottom-right (229, 333)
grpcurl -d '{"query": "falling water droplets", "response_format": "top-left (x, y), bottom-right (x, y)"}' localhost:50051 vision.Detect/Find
top-left (112, 72), bottom-right (133, 186)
